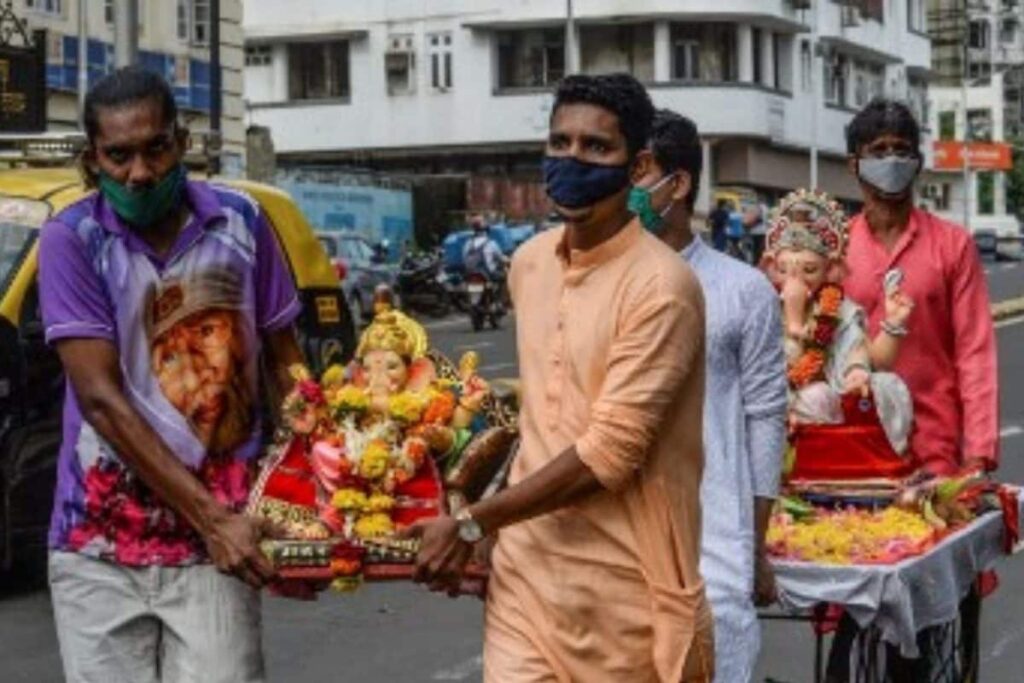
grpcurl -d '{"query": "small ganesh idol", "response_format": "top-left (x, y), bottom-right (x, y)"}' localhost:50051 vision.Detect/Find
top-left (762, 189), bottom-right (914, 456)
top-left (264, 300), bottom-right (493, 543)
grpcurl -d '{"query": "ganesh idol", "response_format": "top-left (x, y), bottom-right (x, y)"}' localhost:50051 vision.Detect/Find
top-left (761, 189), bottom-right (915, 459)
top-left (252, 295), bottom-right (499, 544)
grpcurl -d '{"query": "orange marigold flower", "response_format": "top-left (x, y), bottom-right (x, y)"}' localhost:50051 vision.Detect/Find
top-left (422, 391), bottom-right (456, 425)
top-left (788, 348), bottom-right (826, 387)
top-left (818, 284), bottom-right (843, 316)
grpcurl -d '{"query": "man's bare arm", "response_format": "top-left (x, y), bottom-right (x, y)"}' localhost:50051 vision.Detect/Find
top-left (469, 446), bottom-right (602, 535)
top-left (56, 337), bottom-right (275, 587)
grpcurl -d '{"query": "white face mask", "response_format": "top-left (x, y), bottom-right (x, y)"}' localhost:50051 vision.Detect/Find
top-left (857, 156), bottom-right (920, 196)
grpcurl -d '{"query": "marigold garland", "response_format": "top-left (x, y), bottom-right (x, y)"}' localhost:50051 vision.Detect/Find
top-left (787, 284), bottom-right (844, 389)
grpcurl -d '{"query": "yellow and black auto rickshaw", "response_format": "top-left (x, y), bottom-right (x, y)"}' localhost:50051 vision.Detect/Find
top-left (0, 135), bottom-right (355, 574)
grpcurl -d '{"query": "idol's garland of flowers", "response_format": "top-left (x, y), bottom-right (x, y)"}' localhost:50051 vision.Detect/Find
top-left (787, 283), bottom-right (843, 389)
top-left (280, 365), bottom-right (464, 543)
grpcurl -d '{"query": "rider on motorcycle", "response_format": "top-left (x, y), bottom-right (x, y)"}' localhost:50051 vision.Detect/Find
top-left (462, 214), bottom-right (508, 280)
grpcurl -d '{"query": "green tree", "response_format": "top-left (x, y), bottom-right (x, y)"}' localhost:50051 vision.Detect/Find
top-left (1008, 139), bottom-right (1024, 219)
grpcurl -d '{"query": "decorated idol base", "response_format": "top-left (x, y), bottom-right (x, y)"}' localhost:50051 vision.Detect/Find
top-left (248, 297), bottom-right (517, 594)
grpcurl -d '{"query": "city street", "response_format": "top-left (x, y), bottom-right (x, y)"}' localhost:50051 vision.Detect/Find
top-left (2, 260), bottom-right (1024, 682)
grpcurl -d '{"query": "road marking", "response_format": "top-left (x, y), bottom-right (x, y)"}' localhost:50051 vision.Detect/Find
top-left (456, 341), bottom-right (494, 351)
top-left (989, 622), bottom-right (1024, 659)
top-left (480, 362), bottom-right (517, 374)
top-left (995, 314), bottom-right (1024, 329)
top-left (423, 317), bottom-right (469, 331)
top-left (432, 655), bottom-right (483, 680)
top-left (1000, 425), bottom-right (1024, 438)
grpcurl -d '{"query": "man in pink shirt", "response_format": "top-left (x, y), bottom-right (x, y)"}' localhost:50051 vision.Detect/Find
top-left (842, 99), bottom-right (998, 477)
top-left (832, 98), bottom-right (997, 680)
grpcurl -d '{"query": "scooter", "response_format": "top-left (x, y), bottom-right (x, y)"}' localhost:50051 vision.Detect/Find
top-left (466, 271), bottom-right (505, 332)
top-left (396, 250), bottom-right (452, 318)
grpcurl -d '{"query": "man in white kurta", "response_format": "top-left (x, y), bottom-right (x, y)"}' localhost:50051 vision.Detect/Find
top-left (633, 110), bottom-right (789, 681)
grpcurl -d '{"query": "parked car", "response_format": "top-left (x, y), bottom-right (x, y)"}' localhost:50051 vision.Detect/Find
top-left (0, 167), bottom-right (356, 576)
top-left (318, 232), bottom-right (398, 324)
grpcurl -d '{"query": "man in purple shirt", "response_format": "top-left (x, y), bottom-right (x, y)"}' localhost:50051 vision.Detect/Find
top-left (39, 67), bottom-right (302, 682)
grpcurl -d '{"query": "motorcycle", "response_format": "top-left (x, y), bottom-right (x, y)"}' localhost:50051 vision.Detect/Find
top-left (396, 250), bottom-right (452, 318)
top-left (466, 270), bottom-right (505, 332)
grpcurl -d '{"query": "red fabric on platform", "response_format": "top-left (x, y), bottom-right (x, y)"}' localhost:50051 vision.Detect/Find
top-left (791, 424), bottom-right (914, 480)
top-left (261, 438), bottom-right (317, 507)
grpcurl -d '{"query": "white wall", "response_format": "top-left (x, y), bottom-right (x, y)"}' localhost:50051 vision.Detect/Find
top-left (244, 0), bottom-right (927, 160)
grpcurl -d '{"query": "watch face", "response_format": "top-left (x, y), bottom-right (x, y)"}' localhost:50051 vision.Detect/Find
top-left (458, 517), bottom-right (483, 544)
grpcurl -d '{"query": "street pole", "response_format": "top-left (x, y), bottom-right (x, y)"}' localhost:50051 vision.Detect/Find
top-left (77, 0), bottom-right (87, 121)
top-left (565, 0), bottom-right (578, 75)
top-left (809, 0), bottom-right (820, 191)
top-left (210, 0), bottom-right (222, 174)
top-left (113, 0), bottom-right (138, 68)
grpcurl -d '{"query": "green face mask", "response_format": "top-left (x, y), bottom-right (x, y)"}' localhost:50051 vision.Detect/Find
top-left (627, 173), bottom-right (676, 233)
top-left (98, 164), bottom-right (186, 228)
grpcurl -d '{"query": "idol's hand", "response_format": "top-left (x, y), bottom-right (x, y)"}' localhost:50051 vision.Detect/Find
top-left (843, 367), bottom-right (871, 397)
top-left (399, 515), bottom-right (473, 595)
top-left (884, 288), bottom-right (914, 328)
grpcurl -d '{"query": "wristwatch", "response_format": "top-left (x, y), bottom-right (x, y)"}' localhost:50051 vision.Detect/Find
top-left (454, 508), bottom-right (484, 544)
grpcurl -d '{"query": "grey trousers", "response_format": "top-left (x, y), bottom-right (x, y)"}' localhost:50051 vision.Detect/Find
top-left (49, 551), bottom-right (265, 683)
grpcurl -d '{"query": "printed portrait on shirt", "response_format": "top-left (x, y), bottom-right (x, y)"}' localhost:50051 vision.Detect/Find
top-left (146, 267), bottom-right (254, 455)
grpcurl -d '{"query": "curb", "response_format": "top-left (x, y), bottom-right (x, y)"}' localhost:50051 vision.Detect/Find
top-left (992, 296), bottom-right (1024, 321)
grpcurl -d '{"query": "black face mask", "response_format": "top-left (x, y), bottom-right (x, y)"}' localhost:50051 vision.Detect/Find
top-left (542, 156), bottom-right (630, 209)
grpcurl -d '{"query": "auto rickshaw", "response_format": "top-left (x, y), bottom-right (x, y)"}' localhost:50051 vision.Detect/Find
top-left (0, 134), bottom-right (356, 575)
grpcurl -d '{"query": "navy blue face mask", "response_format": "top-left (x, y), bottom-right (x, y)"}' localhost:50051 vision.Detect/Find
top-left (542, 156), bottom-right (630, 209)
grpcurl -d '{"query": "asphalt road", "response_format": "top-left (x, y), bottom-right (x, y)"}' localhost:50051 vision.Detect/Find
top-left (3, 265), bottom-right (1024, 683)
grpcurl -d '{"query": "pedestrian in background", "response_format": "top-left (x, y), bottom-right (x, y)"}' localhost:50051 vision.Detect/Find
top-left (632, 108), bottom-right (788, 683)
top-left (708, 198), bottom-right (730, 252)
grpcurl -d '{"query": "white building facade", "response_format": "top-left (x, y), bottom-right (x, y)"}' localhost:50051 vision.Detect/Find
top-left (17, 0), bottom-right (246, 174)
top-left (921, 72), bottom-right (1018, 242)
top-left (244, 0), bottom-right (931, 219)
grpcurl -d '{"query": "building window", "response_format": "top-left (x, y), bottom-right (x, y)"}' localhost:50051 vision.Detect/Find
top-left (288, 41), bottom-right (350, 101)
top-left (1001, 19), bottom-right (1019, 45)
top-left (967, 109), bottom-right (993, 141)
top-left (245, 45), bottom-right (272, 67)
top-left (176, 0), bottom-right (190, 41)
top-left (105, 0), bottom-right (114, 24)
top-left (824, 54), bottom-right (849, 107)
top-left (853, 62), bottom-right (884, 107)
top-left (800, 40), bottom-right (812, 93)
top-left (978, 172), bottom-right (995, 215)
top-left (26, 0), bottom-right (62, 16)
top-left (906, 0), bottom-right (925, 33)
top-left (969, 21), bottom-right (990, 50)
top-left (192, 0), bottom-right (211, 46)
top-left (673, 40), bottom-right (700, 80)
top-left (752, 28), bottom-right (763, 85)
top-left (497, 29), bottom-right (564, 89)
top-left (386, 34), bottom-right (416, 95)
top-left (428, 32), bottom-right (453, 90)
top-left (669, 23), bottom-right (737, 83)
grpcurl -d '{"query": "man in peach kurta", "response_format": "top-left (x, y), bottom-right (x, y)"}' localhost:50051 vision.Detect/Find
top-left (404, 74), bottom-right (713, 682)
